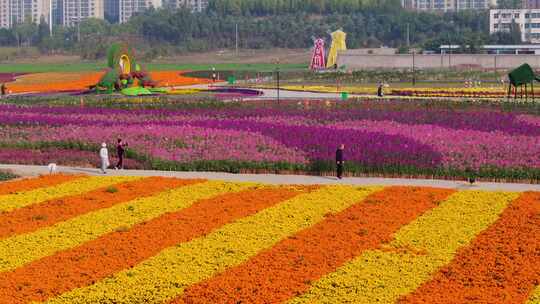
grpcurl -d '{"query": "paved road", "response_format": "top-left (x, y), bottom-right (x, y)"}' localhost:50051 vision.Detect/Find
top-left (185, 84), bottom-right (506, 102)
top-left (2, 164), bottom-right (540, 192)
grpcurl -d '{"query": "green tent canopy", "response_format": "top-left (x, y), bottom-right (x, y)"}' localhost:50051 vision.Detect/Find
top-left (507, 63), bottom-right (540, 100)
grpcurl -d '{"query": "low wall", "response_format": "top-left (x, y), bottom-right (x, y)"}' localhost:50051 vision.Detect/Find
top-left (338, 53), bottom-right (540, 70)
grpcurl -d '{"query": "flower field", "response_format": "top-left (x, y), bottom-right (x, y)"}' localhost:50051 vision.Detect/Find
top-left (2, 71), bottom-right (211, 94)
top-left (0, 101), bottom-right (539, 181)
top-left (0, 174), bottom-right (537, 303)
top-left (277, 85), bottom-right (513, 99)
top-left (0, 147), bottom-right (145, 169)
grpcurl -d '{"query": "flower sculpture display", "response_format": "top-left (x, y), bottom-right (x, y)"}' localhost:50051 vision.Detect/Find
top-left (94, 43), bottom-right (157, 94)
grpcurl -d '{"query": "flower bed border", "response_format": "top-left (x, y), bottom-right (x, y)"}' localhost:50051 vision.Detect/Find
top-left (2, 141), bottom-right (540, 184)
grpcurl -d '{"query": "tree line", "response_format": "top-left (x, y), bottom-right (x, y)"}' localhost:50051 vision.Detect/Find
top-left (0, 0), bottom-right (519, 59)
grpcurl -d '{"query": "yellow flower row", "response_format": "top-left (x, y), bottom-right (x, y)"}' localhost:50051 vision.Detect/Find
top-left (274, 85), bottom-right (514, 98)
top-left (282, 85), bottom-right (377, 95)
top-left (46, 185), bottom-right (382, 304)
top-left (288, 190), bottom-right (519, 303)
top-left (0, 176), bottom-right (140, 213)
top-left (527, 286), bottom-right (540, 304)
top-left (0, 181), bottom-right (249, 272)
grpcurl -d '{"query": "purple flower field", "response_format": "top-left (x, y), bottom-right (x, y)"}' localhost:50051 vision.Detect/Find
top-left (0, 147), bottom-right (144, 169)
top-left (0, 102), bottom-right (539, 179)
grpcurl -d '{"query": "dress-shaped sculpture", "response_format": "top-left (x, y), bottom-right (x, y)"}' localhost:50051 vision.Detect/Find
top-left (310, 38), bottom-right (326, 70)
top-left (326, 30), bottom-right (347, 69)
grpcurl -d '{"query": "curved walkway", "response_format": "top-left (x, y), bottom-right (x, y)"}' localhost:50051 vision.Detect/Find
top-left (1, 164), bottom-right (539, 192)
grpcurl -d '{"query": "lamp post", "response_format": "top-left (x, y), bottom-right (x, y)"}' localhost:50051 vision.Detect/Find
top-left (412, 49), bottom-right (416, 86)
top-left (276, 65), bottom-right (280, 104)
top-left (235, 23), bottom-right (238, 56)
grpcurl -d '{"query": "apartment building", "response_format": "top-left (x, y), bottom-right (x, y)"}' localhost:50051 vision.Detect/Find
top-left (118, 0), bottom-right (160, 23)
top-left (402, 0), bottom-right (496, 11)
top-left (52, 0), bottom-right (62, 25)
top-left (104, 0), bottom-right (117, 22)
top-left (490, 9), bottom-right (540, 43)
top-left (166, 0), bottom-right (207, 11)
top-left (523, 0), bottom-right (540, 9)
top-left (0, 0), bottom-right (51, 28)
top-left (62, 0), bottom-right (103, 26)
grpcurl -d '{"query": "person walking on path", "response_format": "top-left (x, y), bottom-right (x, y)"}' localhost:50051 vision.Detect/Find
top-left (377, 83), bottom-right (384, 98)
top-left (115, 138), bottom-right (128, 170)
top-left (336, 144), bottom-right (345, 179)
top-left (99, 143), bottom-right (110, 174)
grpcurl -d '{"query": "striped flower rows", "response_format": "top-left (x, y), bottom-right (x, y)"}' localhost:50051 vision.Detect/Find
top-left (0, 175), bottom-right (538, 303)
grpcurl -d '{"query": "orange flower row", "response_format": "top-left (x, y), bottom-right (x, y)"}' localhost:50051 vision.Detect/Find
top-left (149, 71), bottom-right (212, 87)
top-left (0, 174), bottom-right (81, 195)
top-left (6, 72), bottom-right (105, 94)
top-left (179, 186), bottom-right (454, 304)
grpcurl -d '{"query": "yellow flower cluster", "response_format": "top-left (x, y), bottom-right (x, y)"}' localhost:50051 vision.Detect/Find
top-left (527, 286), bottom-right (540, 304)
top-left (0, 176), bottom-right (139, 212)
top-left (264, 84), bottom-right (514, 98)
top-left (168, 88), bottom-right (203, 95)
top-left (0, 181), bottom-right (248, 272)
top-left (288, 190), bottom-right (519, 303)
top-left (281, 85), bottom-right (377, 95)
top-left (46, 185), bottom-right (381, 304)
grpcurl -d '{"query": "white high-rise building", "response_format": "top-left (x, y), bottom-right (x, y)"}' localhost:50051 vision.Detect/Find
top-left (167, 0), bottom-right (207, 12)
top-left (62, 0), bottom-right (103, 26)
top-left (402, 0), bottom-right (497, 11)
top-left (490, 9), bottom-right (540, 43)
top-left (0, 0), bottom-right (51, 28)
top-left (119, 0), bottom-right (160, 23)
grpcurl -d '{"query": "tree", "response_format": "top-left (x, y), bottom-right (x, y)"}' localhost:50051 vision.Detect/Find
top-left (37, 17), bottom-right (50, 44)
top-left (496, 0), bottom-right (522, 9)
top-left (509, 20), bottom-right (523, 43)
top-left (78, 18), bottom-right (111, 59)
top-left (13, 19), bottom-right (37, 47)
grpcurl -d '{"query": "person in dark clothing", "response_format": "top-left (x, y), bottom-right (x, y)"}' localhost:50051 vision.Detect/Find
top-left (465, 167), bottom-right (476, 185)
top-left (336, 144), bottom-right (345, 179)
top-left (377, 83), bottom-right (384, 97)
top-left (1, 83), bottom-right (6, 96)
top-left (115, 138), bottom-right (128, 170)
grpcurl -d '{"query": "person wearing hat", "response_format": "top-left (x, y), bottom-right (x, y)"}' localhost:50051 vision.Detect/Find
top-left (99, 143), bottom-right (110, 174)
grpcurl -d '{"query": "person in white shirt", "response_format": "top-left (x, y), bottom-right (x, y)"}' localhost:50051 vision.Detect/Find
top-left (99, 143), bottom-right (110, 174)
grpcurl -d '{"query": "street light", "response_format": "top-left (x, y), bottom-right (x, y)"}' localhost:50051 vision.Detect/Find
top-left (412, 49), bottom-right (416, 86)
top-left (276, 65), bottom-right (280, 104)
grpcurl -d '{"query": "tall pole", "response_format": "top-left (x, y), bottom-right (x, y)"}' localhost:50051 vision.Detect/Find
top-left (276, 66), bottom-right (280, 104)
top-left (412, 50), bottom-right (416, 86)
top-left (49, 0), bottom-right (52, 37)
top-left (77, 0), bottom-right (81, 42)
top-left (235, 23), bottom-right (238, 56)
top-left (406, 23), bottom-right (410, 47)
